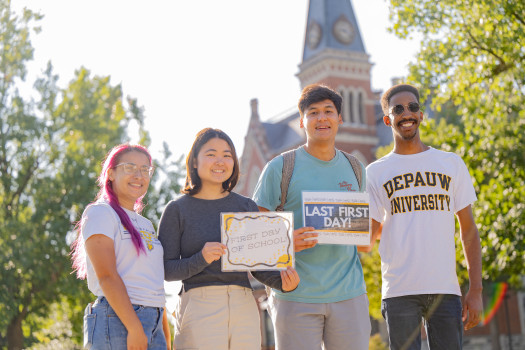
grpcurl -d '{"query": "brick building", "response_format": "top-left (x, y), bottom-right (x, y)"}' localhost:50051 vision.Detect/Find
top-left (236, 0), bottom-right (391, 198)
top-left (235, 0), bottom-right (525, 348)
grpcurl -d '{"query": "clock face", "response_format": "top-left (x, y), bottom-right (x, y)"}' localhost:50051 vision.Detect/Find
top-left (333, 16), bottom-right (355, 45)
top-left (307, 21), bottom-right (322, 49)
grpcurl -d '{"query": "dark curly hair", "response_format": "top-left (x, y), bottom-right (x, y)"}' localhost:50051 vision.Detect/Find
top-left (380, 84), bottom-right (420, 115)
top-left (298, 84), bottom-right (342, 117)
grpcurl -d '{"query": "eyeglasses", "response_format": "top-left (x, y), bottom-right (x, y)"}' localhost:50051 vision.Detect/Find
top-left (389, 102), bottom-right (420, 117)
top-left (114, 162), bottom-right (155, 178)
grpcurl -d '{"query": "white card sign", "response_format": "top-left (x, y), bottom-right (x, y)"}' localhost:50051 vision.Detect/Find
top-left (221, 212), bottom-right (294, 271)
top-left (302, 191), bottom-right (370, 245)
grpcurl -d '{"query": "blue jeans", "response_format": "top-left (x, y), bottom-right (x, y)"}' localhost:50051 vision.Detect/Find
top-left (381, 294), bottom-right (463, 350)
top-left (84, 296), bottom-right (167, 350)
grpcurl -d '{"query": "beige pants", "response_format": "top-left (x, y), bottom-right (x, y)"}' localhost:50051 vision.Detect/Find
top-left (174, 285), bottom-right (261, 350)
top-left (268, 293), bottom-right (371, 350)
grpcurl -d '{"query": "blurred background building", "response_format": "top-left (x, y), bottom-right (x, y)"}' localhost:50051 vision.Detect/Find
top-left (236, 0), bottom-right (525, 349)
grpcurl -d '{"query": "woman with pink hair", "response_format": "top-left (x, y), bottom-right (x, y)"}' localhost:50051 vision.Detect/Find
top-left (71, 144), bottom-right (171, 350)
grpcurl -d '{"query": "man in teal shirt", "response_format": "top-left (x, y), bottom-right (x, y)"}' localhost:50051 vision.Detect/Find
top-left (253, 84), bottom-right (371, 350)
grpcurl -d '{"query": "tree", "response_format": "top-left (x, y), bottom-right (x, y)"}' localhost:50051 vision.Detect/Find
top-left (0, 3), bottom-right (186, 347)
top-left (0, 2), bottom-right (176, 348)
top-left (143, 142), bottom-right (186, 227)
top-left (0, 62), bottom-right (136, 348)
top-left (359, 247), bottom-right (382, 320)
top-left (386, 0), bottom-right (525, 286)
top-left (25, 298), bottom-right (79, 350)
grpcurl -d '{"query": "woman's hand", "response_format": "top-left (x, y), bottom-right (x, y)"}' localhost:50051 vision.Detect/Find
top-left (127, 327), bottom-right (148, 350)
top-left (201, 242), bottom-right (226, 264)
top-left (280, 266), bottom-right (300, 292)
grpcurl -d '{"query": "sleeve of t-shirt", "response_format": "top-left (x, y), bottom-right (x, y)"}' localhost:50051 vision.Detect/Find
top-left (158, 200), bottom-right (209, 281)
top-left (453, 155), bottom-right (477, 213)
top-left (252, 156), bottom-right (284, 211)
top-left (81, 204), bottom-right (119, 242)
top-left (366, 164), bottom-right (385, 223)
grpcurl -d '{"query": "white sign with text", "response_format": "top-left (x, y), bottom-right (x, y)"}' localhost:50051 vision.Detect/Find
top-left (221, 212), bottom-right (294, 271)
top-left (302, 191), bottom-right (370, 245)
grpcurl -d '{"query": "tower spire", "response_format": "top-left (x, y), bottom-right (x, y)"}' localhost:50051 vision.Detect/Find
top-left (302, 0), bottom-right (367, 63)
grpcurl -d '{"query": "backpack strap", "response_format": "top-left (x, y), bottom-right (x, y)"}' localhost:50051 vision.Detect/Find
top-left (339, 150), bottom-right (364, 191)
top-left (276, 149), bottom-right (296, 211)
top-left (275, 148), bottom-right (363, 211)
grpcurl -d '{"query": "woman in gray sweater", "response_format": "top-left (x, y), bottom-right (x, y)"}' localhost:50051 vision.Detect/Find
top-left (158, 128), bottom-right (299, 350)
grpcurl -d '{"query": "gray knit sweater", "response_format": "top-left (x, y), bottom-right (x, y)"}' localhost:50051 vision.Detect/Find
top-left (158, 192), bottom-right (285, 293)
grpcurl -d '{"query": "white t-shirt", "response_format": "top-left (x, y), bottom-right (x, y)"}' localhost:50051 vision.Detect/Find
top-left (81, 201), bottom-right (166, 307)
top-left (366, 147), bottom-right (476, 299)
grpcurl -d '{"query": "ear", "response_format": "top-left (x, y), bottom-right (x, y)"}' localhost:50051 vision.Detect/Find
top-left (338, 114), bottom-right (343, 125)
top-left (108, 168), bottom-right (115, 181)
top-left (299, 116), bottom-right (305, 129)
top-left (383, 115), bottom-right (392, 126)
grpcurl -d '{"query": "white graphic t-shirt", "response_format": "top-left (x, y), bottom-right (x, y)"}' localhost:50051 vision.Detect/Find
top-left (82, 201), bottom-right (165, 307)
top-left (366, 147), bottom-right (477, 299)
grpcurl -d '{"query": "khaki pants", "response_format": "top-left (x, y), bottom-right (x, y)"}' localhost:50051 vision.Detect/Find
top-left (268, 293), bottom-right (371, 350)
top-left (174, 285), bottom-right (261, 350)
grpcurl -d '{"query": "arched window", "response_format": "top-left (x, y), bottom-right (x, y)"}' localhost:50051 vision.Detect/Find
top-left (339, 90), bottom-right (350, 123)
top-left (358, 91), bottom-right (365, 124)
top-left (349, 91), bottom-right (355, 123)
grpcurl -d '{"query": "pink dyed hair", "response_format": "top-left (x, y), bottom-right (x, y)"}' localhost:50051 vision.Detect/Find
top-left (71, 144), bottom-right (152, 279)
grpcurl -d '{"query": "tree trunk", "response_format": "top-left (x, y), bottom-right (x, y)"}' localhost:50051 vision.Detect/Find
top-left (7, 313), bottom-right (24, 350)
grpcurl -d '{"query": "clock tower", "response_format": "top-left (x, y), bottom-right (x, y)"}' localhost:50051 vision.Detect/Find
top-left (237, 0), bottom-right (388, 197)
top-left (299, 0), bottom-right (379, 162)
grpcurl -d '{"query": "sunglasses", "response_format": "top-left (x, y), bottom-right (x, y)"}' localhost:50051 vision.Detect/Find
top-left (389, 102), bottom-right (420, 117)
top-left (114, 162), bottom-right (155, 178)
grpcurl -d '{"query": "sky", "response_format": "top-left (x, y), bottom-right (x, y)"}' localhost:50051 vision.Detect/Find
top-left (12, 0), bottom-right (420, 162)
top-left (11, 0), bottom-right (420, 306)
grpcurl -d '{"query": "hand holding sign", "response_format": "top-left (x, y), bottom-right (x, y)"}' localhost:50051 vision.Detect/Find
top-left (280, 266), bottom-right (300, 292)
top-left (202, 242), bottom-right (226, 264)
top-left (293, 226), bottom-right (317, 252)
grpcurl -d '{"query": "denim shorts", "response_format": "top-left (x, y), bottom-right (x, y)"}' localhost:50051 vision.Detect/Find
top-left (84, 296), bottom-right (166, 350)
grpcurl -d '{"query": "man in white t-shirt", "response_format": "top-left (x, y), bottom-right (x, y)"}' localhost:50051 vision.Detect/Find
top-left (365, 84), bottom-right (483, 350)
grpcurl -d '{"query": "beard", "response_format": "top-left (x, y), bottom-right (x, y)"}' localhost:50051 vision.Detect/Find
top-left (401, 129), bottom-right (418, 141)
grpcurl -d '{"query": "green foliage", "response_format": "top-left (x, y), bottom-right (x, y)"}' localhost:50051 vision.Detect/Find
top-left (0, 2), bottom-right (183, 348)
top-left (143, 141), bottom-right (185, 228)
top-left (387, 0), bottom-right (525, 287)
top-left (0, 59), bottom-right (132, 347)
top-left (25, 299), bottom-right (80, 350)
top-left (369, 333), bottom-right (389, 350)
top-left (359, 247), bottom-right (382, 319)
top-left (375, 143), bottom-right (393, 159)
